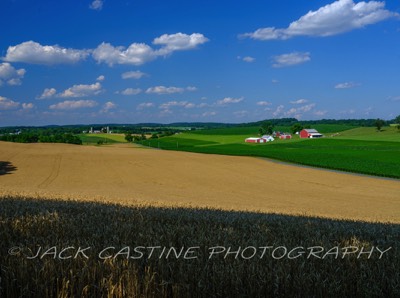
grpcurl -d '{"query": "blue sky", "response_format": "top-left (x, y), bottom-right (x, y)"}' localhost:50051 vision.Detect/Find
top-left (0, 0), bottom-right (399, 125)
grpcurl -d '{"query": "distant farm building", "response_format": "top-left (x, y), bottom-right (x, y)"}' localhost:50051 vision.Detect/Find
top-left (261, 135), bottom-right (275, 142)
top-left (273, 131), bottom-right (291, 139)
top-left (245, 137), bottom-right (267, 143)
top-left (87, 126), bottom-right (111, 134)
top-left (245, 136), bottom-right (274, 143)
top-left (279, 134), bottom-right (292, 140)
top-left (299, 129), bottom-right (323, 138)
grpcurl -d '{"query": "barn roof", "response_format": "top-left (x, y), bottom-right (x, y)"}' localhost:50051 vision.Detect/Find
top-left (304, 129), bottom-right (319, 133)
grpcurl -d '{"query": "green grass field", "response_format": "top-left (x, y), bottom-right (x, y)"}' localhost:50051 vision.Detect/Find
top-left (172, 124), bottom-right (358, 145)
top-left (190, 124), bottom-right (357, 136)
top-left (335, 126), bottom-right (400, 142)
top-left (138, 125), bottom-right (400, 178)
top-left (77, 133), bottom-right (127, 144)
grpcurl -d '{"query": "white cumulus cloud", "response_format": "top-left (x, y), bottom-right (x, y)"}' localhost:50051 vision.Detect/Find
top-left (272, 103), bottom-right (317, 119)
top-left (49, 100), bottom-right (98, 110)
top-left (121, 71), bottom-right (147, 80)
top-left (314, 110), bottom-right (327, 116)
top-left (37, 88), bottom-right (57, 99)
top-left (3, 41), bottom-right (90, 65)
top-left (197, 103), bottom-right (209, 108)
top-left (5, 33), bottom-right (207, 66)
top-left (118, 88), bottom-right (142, 95)
top-left (22, 103), bottom-right (34, 109)
top-left (285, 104), bottom-right (316, 116)
top-left (216, 97), bottom-right (244, 106)
top-left (334, 82), bottom-right (360, 89)
top-left (241, 0), bottom-right (399, 40)
top-left (101, 101), bottom-right (116, 113)
top-left (243, 56), bottom-right (256, 63)
top-left (0, 63), bottom-right (26, 86)
top-left (272, 52), bottom-right (310, 68)
top-left (153, 33), bottom-right (209, 54)
top-left (90, 0), bottom-right (103, 11)
top-left (93, 42), bottom-right (155, 66)
top-left (159, 101), bottom-right (192, 110)
top-left (58, 82), bottom-right (102, 98)
top-left (0, 96), bottom-right (20, 110)
top-left (272, 105), bottom-right (285, 117)
top-left (186, 86), bottom-right (197, 92)
top-left (96, 75), bottom-right (105, 81)
top-left (256, 101), bottom-right (272, 106)
top-left (184, 103), bottom-right (196, 109)
top-left (92, 33), bottom-right (208, 66)
top-left (146, 86), bottom-right (185, 95)
top-left (290, 99), bottom-right (309, 104)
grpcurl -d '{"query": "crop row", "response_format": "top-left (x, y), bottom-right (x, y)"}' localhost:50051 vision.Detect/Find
top-left (138, 138), bottom-right (400, 178)
top-left (1, 195), bottom-right (399, 297)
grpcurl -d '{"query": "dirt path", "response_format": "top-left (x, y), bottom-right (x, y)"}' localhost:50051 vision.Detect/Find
top-left (0, 141), bottom-right (399, 223)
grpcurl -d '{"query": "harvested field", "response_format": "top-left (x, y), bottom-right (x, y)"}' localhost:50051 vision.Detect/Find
top-left (0, 141), bottom-right (399, 223)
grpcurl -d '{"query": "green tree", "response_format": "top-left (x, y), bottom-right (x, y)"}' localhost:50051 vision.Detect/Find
top-left (259, 121), bottom-right (274, 136)
top-left (395, 115), bottom-right (400, 131)
top-left (375, 118), bottom-right (385, 131)
top-left (291, 123), bottom-right (303, 134)
top-left (125, 133), bottom-right (133, 142)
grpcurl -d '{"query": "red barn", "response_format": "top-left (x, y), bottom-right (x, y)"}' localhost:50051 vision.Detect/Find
top-left (299, 129), bottom-right (323, 138)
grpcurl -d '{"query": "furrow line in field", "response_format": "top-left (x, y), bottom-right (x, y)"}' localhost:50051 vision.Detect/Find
top-left (38, 154), bottom-right (62, 189)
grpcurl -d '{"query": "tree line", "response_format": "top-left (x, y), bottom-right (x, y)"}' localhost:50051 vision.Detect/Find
top-left (124, 130), bottom-right (176, 142)
top-left (0, 132), bottom-right (82, 145)
top-left (258, 115), bottom-right (400, 136)
top-left (250, 117), bottom-right (400, 128)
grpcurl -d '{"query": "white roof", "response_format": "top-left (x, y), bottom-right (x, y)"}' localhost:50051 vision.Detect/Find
top-left (304, 129), bottom-right (319, 133)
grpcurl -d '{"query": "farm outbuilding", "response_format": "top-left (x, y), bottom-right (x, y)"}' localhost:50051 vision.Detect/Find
top-left (245, 137), bottom-right (267, 143)
top-left (273, 131), bottom-right (289, 137)
top-left (261, 135), bottom-right (275, 142)
top-left (279, 134), bottom-right (292, 140)
top-left (299, 129), bottom-right (323, 138)
top-left (245, 135), bottom-right (275, 143)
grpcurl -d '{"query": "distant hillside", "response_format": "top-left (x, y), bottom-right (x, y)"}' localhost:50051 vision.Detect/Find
top-left (0, 118), bottom-right (395, 133)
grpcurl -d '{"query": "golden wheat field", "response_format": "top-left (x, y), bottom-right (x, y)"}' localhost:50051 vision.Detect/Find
top-left (0, 141), bottom-right (399, 223)
top-left (1, 141), bottom-right (400, 297)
